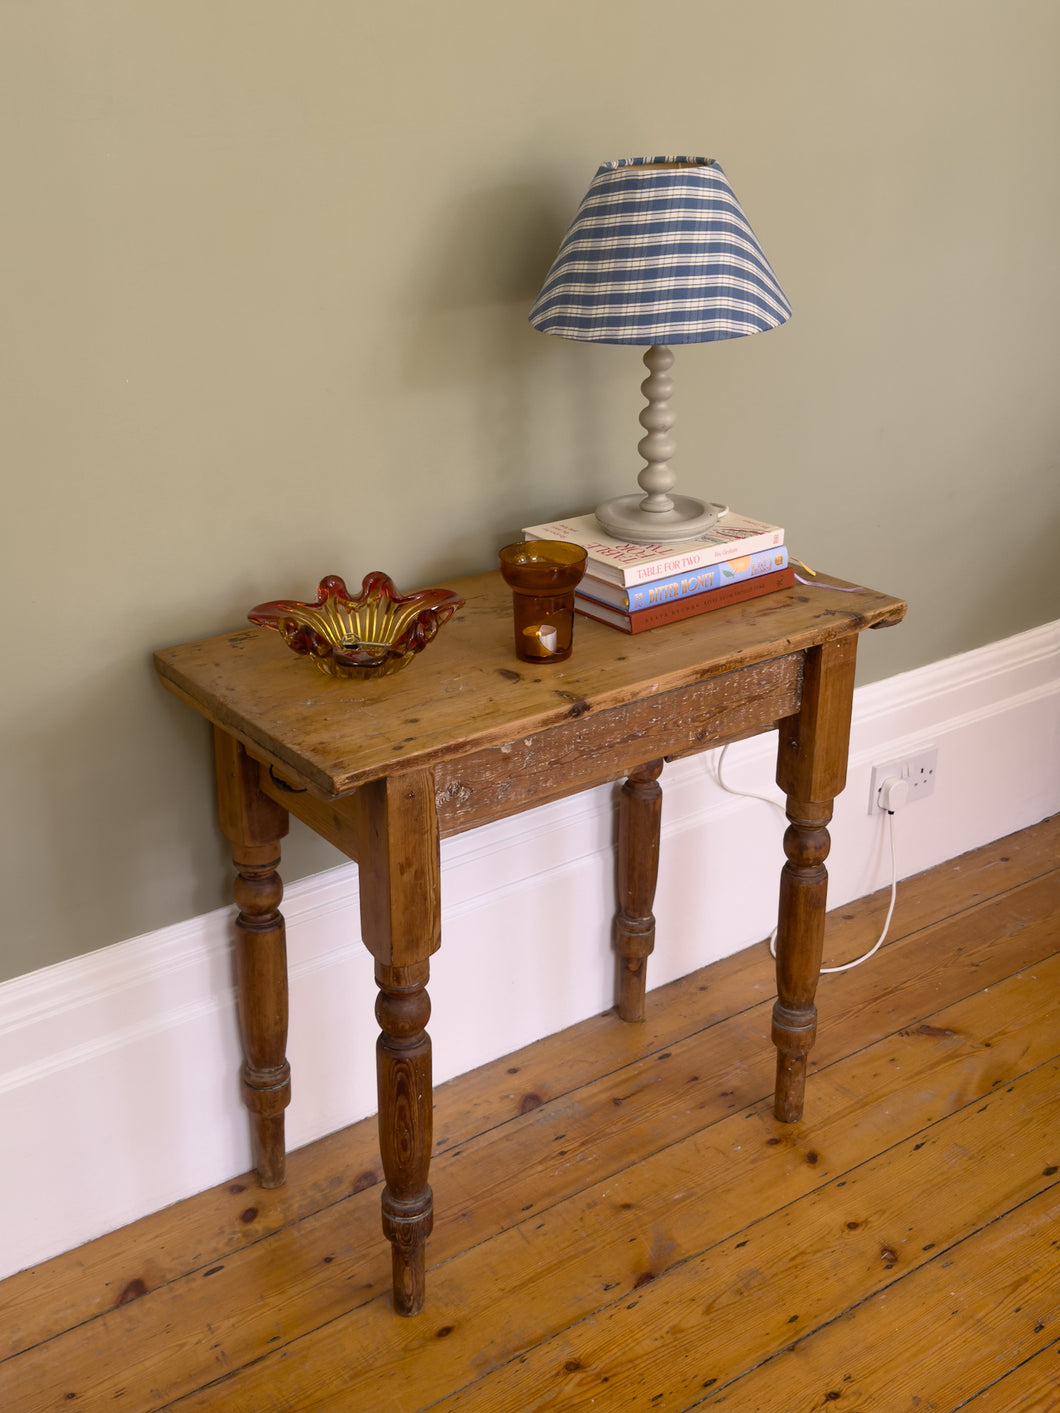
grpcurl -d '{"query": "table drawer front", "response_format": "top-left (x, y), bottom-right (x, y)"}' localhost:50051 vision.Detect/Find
top-left (434, 654), bottom-right (802, 835)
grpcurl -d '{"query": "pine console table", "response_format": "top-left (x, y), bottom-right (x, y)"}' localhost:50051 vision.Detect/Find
top-left (154, 569), bottom-right (905, 1315)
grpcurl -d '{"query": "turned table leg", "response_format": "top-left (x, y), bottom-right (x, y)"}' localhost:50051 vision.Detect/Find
top-left (355, 767), bottom-right (441, 1315)
top-left (772, 800), bottom-right (833, 1122)
top-left (772, 637), bottom-right (858, 1123)
top-left (376, 959), bottom-right (434, 1316)
top-left (214, 728), bottom-right (291, 1187)
top-left (615, 760), bottom-right (664, 1022)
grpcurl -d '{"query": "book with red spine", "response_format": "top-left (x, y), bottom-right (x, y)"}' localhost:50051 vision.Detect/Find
top-left (575, 566), bottom-right (796, 633)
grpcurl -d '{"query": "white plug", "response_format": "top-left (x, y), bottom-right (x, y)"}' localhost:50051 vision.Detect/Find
top-left (877, 775), bottom-right (910, 813)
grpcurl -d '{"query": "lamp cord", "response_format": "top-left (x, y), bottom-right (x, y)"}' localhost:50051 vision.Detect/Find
top-left (711, 744), bottom-right (898, 974)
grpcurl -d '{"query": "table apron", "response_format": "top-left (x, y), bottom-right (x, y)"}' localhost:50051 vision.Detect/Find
top-left (432, 653), bottom-right (802, 837)
top-left (255, 653), bottom-right (802, 853)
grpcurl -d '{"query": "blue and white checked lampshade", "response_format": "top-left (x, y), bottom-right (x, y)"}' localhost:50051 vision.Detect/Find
top-left (529, 156), bottom-right (791, 345)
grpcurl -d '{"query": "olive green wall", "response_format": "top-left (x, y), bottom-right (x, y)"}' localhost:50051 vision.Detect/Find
top-left (3, 1), bottom-right (1058, 983)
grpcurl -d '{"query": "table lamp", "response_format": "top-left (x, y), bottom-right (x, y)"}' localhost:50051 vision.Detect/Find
top-left (529, 156), bottom-right (792, 543)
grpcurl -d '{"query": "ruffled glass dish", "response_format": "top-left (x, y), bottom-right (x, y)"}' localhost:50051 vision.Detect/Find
top-left (248, 572), bottom-right (464, 679)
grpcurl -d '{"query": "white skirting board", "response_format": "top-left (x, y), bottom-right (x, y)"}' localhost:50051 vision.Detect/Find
top-left (2, 620), bottom-right (1057, 1279)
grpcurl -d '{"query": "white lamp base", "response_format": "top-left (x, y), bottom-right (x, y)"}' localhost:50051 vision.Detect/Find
top-left (595, 344), bottom-right (725, 543)
top-left (595, 494), bottom-right (724, 544)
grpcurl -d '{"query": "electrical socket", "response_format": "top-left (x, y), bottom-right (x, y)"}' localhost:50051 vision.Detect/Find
top-left (868, 747), bottom-right (938, 813)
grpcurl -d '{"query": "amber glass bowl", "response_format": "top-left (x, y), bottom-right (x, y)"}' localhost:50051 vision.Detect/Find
top-left (498, 540), bottom-right (588, 592)
top-left (248, 573), bottom-right (465, 679)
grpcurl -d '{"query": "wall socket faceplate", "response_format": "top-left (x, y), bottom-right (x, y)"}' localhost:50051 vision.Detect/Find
top-left (868, 747), bottom-right (938, 813)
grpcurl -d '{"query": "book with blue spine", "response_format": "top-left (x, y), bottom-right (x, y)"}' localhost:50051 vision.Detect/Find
top-left (580, 545), bottom-right (790, 612)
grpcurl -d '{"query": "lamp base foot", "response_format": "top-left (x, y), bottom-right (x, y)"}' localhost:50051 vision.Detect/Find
top-left (595, 495), bottom-right (724, 545)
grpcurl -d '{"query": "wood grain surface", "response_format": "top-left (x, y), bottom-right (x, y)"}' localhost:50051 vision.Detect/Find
top-left (153, 571), bottom-right (905, 799)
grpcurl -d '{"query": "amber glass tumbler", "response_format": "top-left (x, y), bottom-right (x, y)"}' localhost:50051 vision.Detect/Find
top-left (498, 541), bottom-right (588, 663)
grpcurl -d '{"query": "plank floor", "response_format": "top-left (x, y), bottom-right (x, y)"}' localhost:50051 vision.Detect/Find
top-left (4, 815), bottom-right (1059, 1413)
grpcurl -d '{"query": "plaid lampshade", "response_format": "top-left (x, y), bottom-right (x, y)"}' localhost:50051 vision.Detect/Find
top-left (529, 156), bottom-right (791, 346)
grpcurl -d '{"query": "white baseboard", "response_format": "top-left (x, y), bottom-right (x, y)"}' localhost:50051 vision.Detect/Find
top-left (2, 620), bottom-right (1057, 1279)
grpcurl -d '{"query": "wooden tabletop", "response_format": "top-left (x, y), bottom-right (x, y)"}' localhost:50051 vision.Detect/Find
top-left (154, 570), bottom-right (906, 800)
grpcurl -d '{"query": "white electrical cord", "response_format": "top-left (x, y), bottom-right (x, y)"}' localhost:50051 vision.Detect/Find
top-left (816, 809), bottom-right (897, 974)
top-left (711, 744), bottom-right (899, 974)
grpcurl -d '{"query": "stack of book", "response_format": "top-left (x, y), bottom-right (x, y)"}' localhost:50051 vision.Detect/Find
top-left (521, 510), bottom-right (794, 634)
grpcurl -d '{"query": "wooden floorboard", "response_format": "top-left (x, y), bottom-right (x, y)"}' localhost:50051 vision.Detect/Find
top-left (3, 815), bottom-right (1058, 1413)
top-left (954, 1339), bottom-right (1060, 1412)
